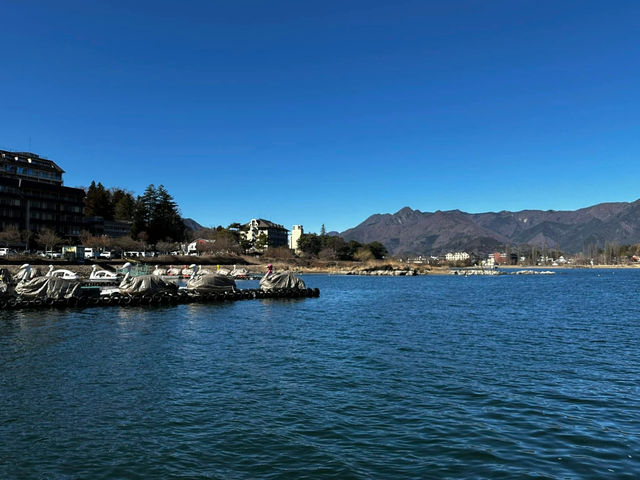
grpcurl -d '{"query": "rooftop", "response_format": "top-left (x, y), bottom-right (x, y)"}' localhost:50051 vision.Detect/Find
top-left (245, 218), bottom-right (288, 231)
top-left (0, 149), bottom-right (65, 185)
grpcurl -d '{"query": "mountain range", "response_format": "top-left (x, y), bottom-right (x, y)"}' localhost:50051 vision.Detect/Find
top-left (340, 199), bottom-right (640, 256)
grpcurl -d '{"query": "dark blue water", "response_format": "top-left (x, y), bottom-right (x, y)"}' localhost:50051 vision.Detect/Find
top-left (1, 270), bottom-right (639, 479)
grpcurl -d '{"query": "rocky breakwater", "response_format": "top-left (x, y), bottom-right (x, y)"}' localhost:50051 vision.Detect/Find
top-left (335, 264), bottom-right (420, 276)
top-left (513, 270), bottom-right (555, 275)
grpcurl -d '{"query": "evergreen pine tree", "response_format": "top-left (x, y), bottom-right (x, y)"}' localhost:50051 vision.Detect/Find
top-left (95, 182), bottom-right (114, 219)
top-left (112, 188), bottom-right (136, 221)
top-left (84, 181), bottom-right (114, 219)
top-left (85, 181), bottom-right (98, 216)
top-left (131, 184), bottom-right (156, 240)
top-left (130, 184), bottom-right (184, 244)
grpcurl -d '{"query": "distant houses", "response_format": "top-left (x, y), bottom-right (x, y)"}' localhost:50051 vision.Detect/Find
top-left (445, 252), bottom-right (470, 262)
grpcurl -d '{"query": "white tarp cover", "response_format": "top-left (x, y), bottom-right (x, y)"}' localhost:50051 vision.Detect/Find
top-left (119, 274), bottom-right (178, 295)
top-left (186, 274), bottom-right (236, 293)
top-left (15, 276), bottom-right (81, 299)
top-left (14, 265), bottom-right (39, 283)
top-left (259, 271), bottom-right (305, 291)
top-left (231, 267), bottom-right (249, 277)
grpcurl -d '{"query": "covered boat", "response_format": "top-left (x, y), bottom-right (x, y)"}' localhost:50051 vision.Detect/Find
top-left (118, 262), bottom-right (178, 295)
top-left (0, 268), bottom-right (14, 298)
top-left (15, 276), bottom-right (82, 299)
top-left (259, 271), bottom-right (305, 291)
top-left (119, 274), bottom-right (178, 296)
top-left (186, 264), bottom-right (236, 293)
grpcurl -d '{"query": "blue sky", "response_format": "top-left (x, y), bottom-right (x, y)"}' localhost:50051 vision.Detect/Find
top-left (2, 1), bottom-right (639, 233)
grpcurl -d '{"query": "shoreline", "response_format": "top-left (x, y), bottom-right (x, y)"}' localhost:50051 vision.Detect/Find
top-left (1, 259), bottom-right (638, 278)
top-left (497, 264), bottom-right (640, 270)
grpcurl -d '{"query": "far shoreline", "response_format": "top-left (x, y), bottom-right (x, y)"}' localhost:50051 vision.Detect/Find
top-left (497, 264), bottom-right (640, 270)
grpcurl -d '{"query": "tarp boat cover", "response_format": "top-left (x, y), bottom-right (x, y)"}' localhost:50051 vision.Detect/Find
top-left (186, 274), bottom-right (236, 293)
top-left (119, 274), bottom-right (178, 296)
top-left (15, 276), bottom-right (82, 299)
top-left (231, 267), bottom-right (249, 277)
top-left (259, 271), bottom-right (305, 291)
top-left (0, 268), bottom-right (14, 298)
top-left (14, 265), bottom-right (40, 283)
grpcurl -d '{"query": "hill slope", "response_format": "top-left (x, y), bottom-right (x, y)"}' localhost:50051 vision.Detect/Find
top-left (182, 218), bottom-right (204, 232)
top-left (340, 200), bottom-right (640, 256)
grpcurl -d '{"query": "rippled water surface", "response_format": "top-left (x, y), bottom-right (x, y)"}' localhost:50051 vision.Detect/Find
top-left (1, 270), bottom-right (639, 479)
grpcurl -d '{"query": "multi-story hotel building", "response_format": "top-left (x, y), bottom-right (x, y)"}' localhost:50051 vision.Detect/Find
top-left (0, 149), bottom-right (85, 239)
top-left (242, 218), bottom-right (289, 249)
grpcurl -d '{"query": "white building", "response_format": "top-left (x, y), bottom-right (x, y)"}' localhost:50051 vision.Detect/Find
top-left (289, 225), bottom-right (303, 253)
top-left (445, 252), bottom-right (470, 262)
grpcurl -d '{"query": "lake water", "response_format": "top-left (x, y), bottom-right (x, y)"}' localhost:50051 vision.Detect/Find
top-left (1, 270), bottom-right (639, 479)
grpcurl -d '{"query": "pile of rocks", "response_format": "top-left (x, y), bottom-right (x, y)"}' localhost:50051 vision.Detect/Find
top-left (336, 266), bottom-right (418, 276)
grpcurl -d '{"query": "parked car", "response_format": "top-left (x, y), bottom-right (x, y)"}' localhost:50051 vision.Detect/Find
top-left (99, 251), bottom-right (113, 259)
top-left (0, 248), bottom-right (17, 257)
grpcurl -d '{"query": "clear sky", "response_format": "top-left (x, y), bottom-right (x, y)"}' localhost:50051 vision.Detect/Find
top-left (2, 1), bottom-right (639, 234)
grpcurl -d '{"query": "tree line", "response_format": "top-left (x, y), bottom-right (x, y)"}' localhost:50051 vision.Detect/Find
top-left (85, 182), bottom-right (185, 245)
top-left (296, 231), bottom-right (388, 261)
top-left (84, 181), bottom-right (136, 222)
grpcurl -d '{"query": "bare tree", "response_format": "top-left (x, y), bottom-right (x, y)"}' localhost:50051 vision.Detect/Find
top-left (36, 228), bottom-right (63, 252)
top-left (0, 226), bottom-right (21, 246)
top-left (196, 240), bottom-right (217, 255)
top-left (112, 236), bottom-right (143, 252)
top-left (212, 234), bottom-right (240, 254)
top-left (156, 241), bottom-right (180, 254)
top-left (21, 229), bottom-right (34, 250)
top-left (80, 230), bottom-right (113, 251)
top-left (136, 231), bottom-right (150, 251)
top-left (80, 230), bottom-right (95, 246)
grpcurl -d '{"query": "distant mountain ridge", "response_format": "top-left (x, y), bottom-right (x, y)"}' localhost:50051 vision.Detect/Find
top-left (182, 218), bottom-right (204, 232)
top-left (340, 200), bottom-right (640, 256)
